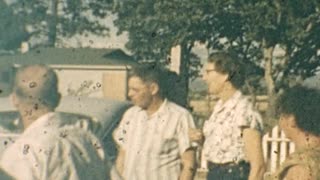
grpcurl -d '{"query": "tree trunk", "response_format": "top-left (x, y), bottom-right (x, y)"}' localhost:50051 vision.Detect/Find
top-left (176, 44), bottom-right (191, 108)
top-left (263, 40), bottom-right (277, 123)
top-left (48, 0), bottom-right (58, 47)
top-left (245, 80), bottom-right (257, 106)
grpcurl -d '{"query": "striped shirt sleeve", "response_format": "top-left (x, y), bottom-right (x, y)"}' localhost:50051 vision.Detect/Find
top-left (177, 112), bottom-right (195, 156)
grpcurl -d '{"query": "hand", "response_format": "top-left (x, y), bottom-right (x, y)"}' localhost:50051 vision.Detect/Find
top-left (188, 128), bottom-right (204, 144)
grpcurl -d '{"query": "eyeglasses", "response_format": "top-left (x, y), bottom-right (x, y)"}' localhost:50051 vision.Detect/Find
top-left (204, 69), bottom-right (217, 74)
top-left (199, 69), bottom-right (218, 78)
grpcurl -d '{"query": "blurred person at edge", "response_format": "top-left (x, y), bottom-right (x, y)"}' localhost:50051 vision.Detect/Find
top-left (113, 64), bottom-right (197, 180)
top-left (266, 85), bottom-right (320, 180)
top-left (0, 64), bottom-right (107, 180)
top-left (189, 52), bottom-right (266, 180)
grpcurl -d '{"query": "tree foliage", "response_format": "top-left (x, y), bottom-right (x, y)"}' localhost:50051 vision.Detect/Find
top-left (234, 0), bottom-right (320, 120)
top-left (112, 0), bottom-right (320, 114)
top-left (0, 0), bottom-right (29, 51)
top-left (112, 0), bottom-right (212, 105)
top-left (240, 0), bottom-right (320, 86)
top-left (7, 0), bottom-right (112, 47)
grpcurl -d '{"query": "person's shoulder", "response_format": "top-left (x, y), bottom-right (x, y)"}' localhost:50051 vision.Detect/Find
top-left (237, 93), bottom-right (252, 105)
top-left (294, 147), bottom-right (320, 165)
top-left (36, 126), bottom-right (101, 154)
top-left (125, 105), bottom-right (141, 113)
top-left (57, 112), bottom-right (91, 121)
top-left (285, 164), bottom-right (313, 180)
top-left (120, 106), bottom-right (142, 123)
top-left (236, 94), bottom-right (259, 112)
top-left (166, 101), bottom-right (191, 115)
top-left (2, 127), bottom-right (59, 158)
top-left (21, 116), bottom-right (87, 148)
top-left (56, 126), bottom-right (102, 148)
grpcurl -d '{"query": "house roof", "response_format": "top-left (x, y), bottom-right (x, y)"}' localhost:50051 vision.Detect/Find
top-left (0, 48), bottom-right (136, 66)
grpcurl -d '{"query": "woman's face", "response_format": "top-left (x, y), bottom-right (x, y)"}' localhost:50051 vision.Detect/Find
top-left (279, 114), bottom-right (296, 139)
top-left (202, 62), bottom-right (228, 96)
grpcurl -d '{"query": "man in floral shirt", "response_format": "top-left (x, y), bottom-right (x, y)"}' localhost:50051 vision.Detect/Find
top-left (190, 52), bottom-right (266, 180)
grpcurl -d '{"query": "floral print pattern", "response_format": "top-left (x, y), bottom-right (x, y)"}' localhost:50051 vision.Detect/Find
top-left (203, 91), bottom-right (263, 163)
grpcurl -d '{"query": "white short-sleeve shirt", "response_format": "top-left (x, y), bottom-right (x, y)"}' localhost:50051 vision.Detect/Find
top-left (113, 99), bottom-right (195, 180)
top-left (0, 112), bottom-right (107, 180)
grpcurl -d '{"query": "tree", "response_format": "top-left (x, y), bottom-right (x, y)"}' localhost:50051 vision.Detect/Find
top-left (193, 0), bottom-right (320, 124)
top-left (111, 0), bottom-right (264, 106)
top-left (9, 0), bottom-right (112, 47)
top-left (112, 0), bottom-right (320, 118)
top-left (0, 0), bottom-right (29, 51)
top-left (232, 0), bottom-right (320, 122)
top-left (112, 0), bottom-right (216, 106)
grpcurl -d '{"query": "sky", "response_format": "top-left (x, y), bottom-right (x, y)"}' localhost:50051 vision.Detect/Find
top-left (58, 15), bottom-right (129, 52)
top-left (58, 13), bottom-right (209, 63)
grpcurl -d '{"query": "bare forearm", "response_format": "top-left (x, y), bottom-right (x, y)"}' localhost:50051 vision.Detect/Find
top-left (249, 163), bottom-right (266, 180)
top-left (179, 149), bottom-right (196, 180)
top-left (115, 159), bottom-right (124, 177)
top-left (243, 129), bottom-right (266, 180)
top-left (115, 149), bottom-right (125, 178)
top-left (179, 167), bottom-right (195, 180)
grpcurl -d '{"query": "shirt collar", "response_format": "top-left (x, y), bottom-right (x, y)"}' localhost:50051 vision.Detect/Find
top-left (150, 98), bottom-right (168, 119)
top-left (137, 99), bottom-right (169, 120)
top-left (23, 112), bottom-right (57, 135)
top-left (214, 91), bottom-right (242, 113)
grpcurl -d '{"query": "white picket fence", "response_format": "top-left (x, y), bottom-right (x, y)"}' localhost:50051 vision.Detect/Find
top-left (262, 125), bottom-right (295, 173)
top-left (198, 125), bottom-right (295, 175)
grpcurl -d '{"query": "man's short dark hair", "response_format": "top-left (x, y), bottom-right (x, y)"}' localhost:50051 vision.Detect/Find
top-left (14, 64), bottom-right (60, 109)
top-left (276, 85), bottom-right (320, 136)
top-left (128, 64), bottom-right (167, 98)
top-left (208, 52), bottom-right (245, 89)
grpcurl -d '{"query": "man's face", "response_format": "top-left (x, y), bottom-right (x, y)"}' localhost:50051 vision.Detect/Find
top-left (202, 62), bottom-right (228, 95)
top-left (128, 76), bottom-right (153, 109)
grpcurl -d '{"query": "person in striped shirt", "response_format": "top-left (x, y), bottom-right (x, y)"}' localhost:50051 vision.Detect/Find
top-left (113, 64), bottom-right (196, 180)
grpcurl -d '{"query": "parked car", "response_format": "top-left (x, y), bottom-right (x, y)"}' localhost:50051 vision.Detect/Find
top-left (0, 96), bottom-right (131, 178)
